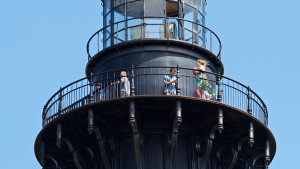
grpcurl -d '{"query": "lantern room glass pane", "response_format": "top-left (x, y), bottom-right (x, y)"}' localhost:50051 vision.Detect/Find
top-left (198, 0), bottom-right (202, 14)
top-left (145, 0), bottom-right (165, 17)
top-left (104, 12), bottom-right (111, 48)
top-left (126, 1), bottom-right (144, 18)
top-left (184, 0), bottom-right (197, 8)
top-left (113, 5), bottom-right (125, 24)
top-left (144, 18), bottom-right (165, 38)
top-left (114, 0), bottom-right (125, 7)
top-left (104, 0), bottom-right (111, 15)
top-left (113, 5), bottom-right (125, 44)
top-left (184, 5), bottom-right (197, 43)
top-left (184, 4), bottom-right (197, 23)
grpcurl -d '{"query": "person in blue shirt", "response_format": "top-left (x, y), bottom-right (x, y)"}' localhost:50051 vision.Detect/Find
top-left (163, 68), bottom-right (177, 95)
top-left (95, 82), bottom-right (105, 101)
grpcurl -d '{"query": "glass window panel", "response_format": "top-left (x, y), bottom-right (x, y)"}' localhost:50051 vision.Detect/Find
top-left (201, 0), bottom-right (206, 16)
top-left (104, 12), bottom-right (111, 27)
top-left (113, 5), bottom-right (125, 23)
top-left (128, 26), bottom-right (144, 40)
top-left (184, 4), bottom-right (197, 42)
top-left (127, 0), bottom-right (142, 2)
top-left (197, 11), bottom-right (203, 25)
top-left (128, 18), bottom-right (142, 27)
top-left (114, 0), bottom-right (125, 7)
top-left (145, 0), bottom-right (165, 17)
top-left (145, 25), bottom-right (161, 38)
top-left (184, 28), bottom-right (192, 43)
top-left (197, 11), bottom-right (205, 46)
top-left (145, 19), bottom-right (165, 38)
top-left (184, 0), bottom-right (197, 8)
top-left (113, 5), bottom-right (125, 44)
top-left (104, 12), bottom-right (111, 47)
top-left (184, 4), bottom-right (196, 23)
top-left (104, 27), bottom-right (112, 48)
top-left (104, 0), bottom-right (111, 15)
top-left (116, 28), bottom-right (126, 43)
top-left (113, 5), bottom-right (125, 30)
top-left (198, 0), bottom-right (202, 14)
top-left (126, 1), bottom-right (144, 18)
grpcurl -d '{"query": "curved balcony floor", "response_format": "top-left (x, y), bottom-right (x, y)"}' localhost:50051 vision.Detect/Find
top-left (35, 95), bottom-right (276, 168)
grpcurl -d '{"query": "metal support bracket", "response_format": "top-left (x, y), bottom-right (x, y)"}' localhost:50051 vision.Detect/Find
top-left (200, 124), bottom-right (218, 169)
top-left (94, 126), bottom-right (111, 169)
top-left (226, 137), bottom-right (248, 169)
top-left (62, 138), bottom-right (83, 169)
top-left (47, 156), bottom-right (59, 169)
top-left (41, 141), bottom-right (46, 167)
top-left (226, 148), bottom-right (238, 169)
top-left (250, 153), bottom-right (265, 168)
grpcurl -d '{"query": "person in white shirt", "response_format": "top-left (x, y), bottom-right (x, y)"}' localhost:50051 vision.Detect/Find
top-left (120, 71), bottom-right (130, 97)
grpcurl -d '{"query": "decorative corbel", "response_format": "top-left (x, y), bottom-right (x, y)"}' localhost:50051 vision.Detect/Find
top-left (94, 126), bottom-right (111, 169)
top-left (200, 124), bottom-right (218, 169)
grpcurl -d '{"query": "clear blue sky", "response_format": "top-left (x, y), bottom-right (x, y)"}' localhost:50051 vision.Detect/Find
top-left (0, 0), bottom-right (299, 168)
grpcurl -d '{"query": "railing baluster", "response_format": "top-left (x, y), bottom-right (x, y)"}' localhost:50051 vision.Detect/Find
top-left (43, 105), bottom-right (47, 127)
top-left (217, 73), bottom-right (222, 103)
top-left (264, 106), bottom-right (268, 125)
top-left (58, 87), bottom-right (62, 115)
top-left (176, 64), bottom-right (181, 95)
top-left (113, 71), bottom-right (116, 98)
top-left (131, 65), bottom-right (135, 96)
top-left (247, 86), bottom-right (252, 115)
top-left (89, 73), bottom-right (94, 104)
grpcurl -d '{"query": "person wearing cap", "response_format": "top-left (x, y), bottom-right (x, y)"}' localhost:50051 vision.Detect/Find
top-left (95, 82), bottom-right (105, 101)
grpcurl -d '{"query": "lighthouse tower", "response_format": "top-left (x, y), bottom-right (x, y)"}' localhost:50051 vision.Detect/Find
top-left (34, 0), bottom-right (276, 168)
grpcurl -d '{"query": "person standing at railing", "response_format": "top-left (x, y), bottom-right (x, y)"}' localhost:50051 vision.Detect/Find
top-left (163, 68), bottom-right (177, 95)
top-left (120, 71), bottom-right (130, 97)
top-left (208, 85), bottom-right (216, 101)
top-left (95, 82), bottom-right (105, 101)
top-left (193, 59), bottom-right (209, 99)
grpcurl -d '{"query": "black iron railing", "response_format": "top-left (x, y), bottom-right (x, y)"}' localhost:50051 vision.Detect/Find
top-left (87, 17), bottom-right (222, 60)
top-left (42, 66), bottom-right (268, 127)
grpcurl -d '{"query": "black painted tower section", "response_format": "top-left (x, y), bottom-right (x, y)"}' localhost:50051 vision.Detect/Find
top-left (35, 1), bottom-right (276, 169)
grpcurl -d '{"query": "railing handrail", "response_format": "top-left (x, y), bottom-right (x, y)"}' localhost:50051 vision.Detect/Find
top-left (43, 66), bottom-right (267, 126)
top-left (86, 16), bottom-right (222, 60)
top-left (139, 66), bottom-right (267, 110)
